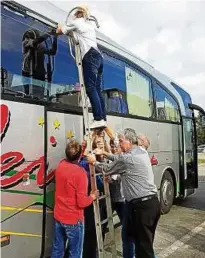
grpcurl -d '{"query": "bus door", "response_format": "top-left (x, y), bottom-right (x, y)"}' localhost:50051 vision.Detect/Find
top-left (182, 117), bottom-right (198, 195)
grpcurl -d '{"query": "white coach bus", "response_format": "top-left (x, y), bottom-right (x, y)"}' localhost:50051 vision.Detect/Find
top-left (1, 1), bottom-right (205, 257)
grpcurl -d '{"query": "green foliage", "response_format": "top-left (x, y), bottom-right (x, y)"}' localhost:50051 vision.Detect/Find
top-left (196, 114), bottom-right (205, 145)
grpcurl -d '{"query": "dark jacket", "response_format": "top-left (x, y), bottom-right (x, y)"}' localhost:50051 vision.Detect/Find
top-left (22, 32), bottom-right (57, 81)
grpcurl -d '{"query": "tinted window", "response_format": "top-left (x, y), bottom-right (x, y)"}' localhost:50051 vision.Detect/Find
top-left (101, 51), bottom-right (128, 114)
top-left (171, 82), bottom-right (192, 117)
top-left (125, 66), bottom-right (154, 117)
top-left (154, 84), bottom-right (180, 122)
top-left (1, 4), bottom-right (80, 105)
top-left (102, 51), bottom-right (126, 92)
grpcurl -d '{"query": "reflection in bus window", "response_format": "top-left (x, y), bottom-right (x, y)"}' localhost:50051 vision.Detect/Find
top-left (102, 51), bottom-right (128, 114)
top-left (21, 28), bottom-right (57, 95)
top-left (171, 82), bottom-right (193, 117)
top-left (1, 5), bottom-right (80, 105)
top-left (102, 51), bottom-right (126, 92)
top-left (125, 67), bottom-right (153, 117)
top-left (154, 84), bottom-right (180, 122)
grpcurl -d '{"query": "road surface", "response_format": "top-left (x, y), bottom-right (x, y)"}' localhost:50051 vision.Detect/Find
top-left (105, 164), bottom-right (205, 258)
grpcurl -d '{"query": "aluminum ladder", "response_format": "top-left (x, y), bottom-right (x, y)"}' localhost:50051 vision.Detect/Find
top-left (66, 8), bottom-right (117, 258)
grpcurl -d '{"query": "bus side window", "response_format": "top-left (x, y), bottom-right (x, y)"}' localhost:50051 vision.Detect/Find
top-left (101, 50), bottom-right (128, 114)
top-left (125, 66), bottom-right (154, 118)
top-left (1, 5), bottom-right (54, 99)
top-left (1, 4), bottom-right (80, 106)
top-left (102, 51), bottom-right (126, 93)
top-left (104, 89), bottom-right (128, 114)
top-left (48, 39), bottom-right (80, 106)
top-left (154, 84), bottom-right (180, 122)
top-left (171, 82), bottom-right (192, 118)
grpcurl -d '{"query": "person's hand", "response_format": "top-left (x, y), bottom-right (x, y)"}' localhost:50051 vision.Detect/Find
top-left (93, 148), bottom-right (103, 156)
top-left (105, 175), bottom-right (111, 183)
top-left (90, 189), bottom-right (99, 200)
top-left (47, 28), bottom-right (59, 37)
top-left (104, 127), bottom-right (115, 140)
top-left (56, 24), bottom-right (63, 34)
top-left (87, 154), bottom-right (96, 165)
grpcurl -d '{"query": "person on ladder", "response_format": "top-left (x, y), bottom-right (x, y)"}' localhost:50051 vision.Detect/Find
top-left (22, 28), bottom-right (57, 95)
top-left (56, 4), bottom-right (107, 129)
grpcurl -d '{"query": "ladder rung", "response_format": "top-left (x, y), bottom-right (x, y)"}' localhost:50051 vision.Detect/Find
top-left (101, 218), bottom-right (108, 225)
top-left (98, 195), bottom-right (107, 200)
top-left (95, 172), bottom-right (103, 176)
top-left (101, 216), bottom-right (113, 225)
top-left (103, 241), bottom-right (116, 250)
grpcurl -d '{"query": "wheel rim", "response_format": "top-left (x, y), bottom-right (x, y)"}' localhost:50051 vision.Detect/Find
top-left (162, 179), bottom-right (173, 206)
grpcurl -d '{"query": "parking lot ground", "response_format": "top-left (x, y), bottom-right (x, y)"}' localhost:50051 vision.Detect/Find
top-left (105, 164), bottom-right (205, 258)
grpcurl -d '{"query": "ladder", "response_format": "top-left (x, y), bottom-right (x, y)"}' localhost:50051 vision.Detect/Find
top-left (65, 9), bottom-right (117, 258)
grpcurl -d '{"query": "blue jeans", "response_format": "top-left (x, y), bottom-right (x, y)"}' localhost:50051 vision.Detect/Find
top-left (51, 220), bottom-right (84, 258)
top-left (82, 47), bottom-right (106, 121)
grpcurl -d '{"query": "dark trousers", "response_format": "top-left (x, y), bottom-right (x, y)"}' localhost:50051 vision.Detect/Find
top-left (82, 47), bottom-right (106, 121)
top-left (83, 201), bottom-right (107, 258)
top-left (112, 201), bottom-right (124, 223)
top-left (112, 202), bottom-right (135, 258)
top-left (127, 196), bottom-right (160, 258)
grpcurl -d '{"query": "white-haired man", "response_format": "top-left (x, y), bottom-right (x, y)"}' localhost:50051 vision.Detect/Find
top-left (88, 128), bottom-right (160, 258)
top-left (56, 5), bottom-right (107, 129)
top-left (137, 133), bottom-right (150, 150)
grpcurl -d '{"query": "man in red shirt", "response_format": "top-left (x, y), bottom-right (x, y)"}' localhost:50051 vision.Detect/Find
top-left (51, 139), bottom-right (99, 258)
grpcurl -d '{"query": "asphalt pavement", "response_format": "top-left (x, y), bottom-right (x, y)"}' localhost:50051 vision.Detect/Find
top-left (105, 164), bottom-right (205, 258)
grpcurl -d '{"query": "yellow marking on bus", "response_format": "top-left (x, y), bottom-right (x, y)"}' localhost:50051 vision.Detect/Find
top-left (0, 231), bottom-right (42, 237)
top-left (0, 206), bottom-right (53, 214)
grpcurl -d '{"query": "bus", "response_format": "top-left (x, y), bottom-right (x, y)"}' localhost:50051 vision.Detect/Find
top-left (1, 1), bottom-right (205, 257)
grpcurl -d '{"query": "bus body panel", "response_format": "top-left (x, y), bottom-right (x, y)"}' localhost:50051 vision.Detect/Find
top-left (1, 100), bottom-right (84, 257)
top-left (1, 100), bottom-right (44, 258)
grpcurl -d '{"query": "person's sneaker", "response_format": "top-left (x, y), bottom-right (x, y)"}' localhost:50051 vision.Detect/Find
top-left (90, 120), bottom-right (107, 129)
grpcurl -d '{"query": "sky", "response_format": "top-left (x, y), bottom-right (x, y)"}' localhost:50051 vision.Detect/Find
top-left (22, 0), bottom-right (205, 110)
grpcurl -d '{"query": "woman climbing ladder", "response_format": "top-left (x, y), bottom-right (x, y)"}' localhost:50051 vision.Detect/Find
top-left (56, 4), bottom-right (107, 129)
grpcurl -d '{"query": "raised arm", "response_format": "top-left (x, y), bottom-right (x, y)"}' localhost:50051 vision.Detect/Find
top-left (87, 153), bottom-right (126, 176)
top-left (93, 148), bottom-right (120, 161)
top-left (23, 34), bottom-right (50, 50)
top-left (56, 22), bottom-right (77, 36)
top-left (95, 158), bottom-right (125, 175)
top-left (61, 24), bottom-right (77, 35)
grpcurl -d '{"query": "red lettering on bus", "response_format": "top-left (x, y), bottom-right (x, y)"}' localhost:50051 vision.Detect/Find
top-left (0, 152), bottom-right (24, 174)
top-left (1, 156), bottom-right (55, 188)
top-left (1, 104), bottom-right (10, 141)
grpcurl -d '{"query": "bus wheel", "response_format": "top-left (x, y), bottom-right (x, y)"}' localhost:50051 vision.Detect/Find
top-left (160, 171), bottom-right (174, 214)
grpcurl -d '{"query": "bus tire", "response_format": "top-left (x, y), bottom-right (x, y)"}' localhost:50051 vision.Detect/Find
top-left (160, 171), bottom-right (174, 214)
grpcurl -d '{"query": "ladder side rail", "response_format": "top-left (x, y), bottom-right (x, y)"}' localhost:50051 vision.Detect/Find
top-left (73, 40), bottom-right (105, 257)
top-left (74, 43), bottom-right (91, 148)
top-left (90, 165), bottom-right (105, 258)
top-left (102, 170), bottom-right (117, 257)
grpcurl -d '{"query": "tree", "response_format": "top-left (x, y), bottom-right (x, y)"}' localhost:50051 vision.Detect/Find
top-left (196, 113), bottom-right (205, 145)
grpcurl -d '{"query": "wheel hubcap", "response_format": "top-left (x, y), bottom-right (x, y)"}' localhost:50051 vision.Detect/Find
top-left (162, 179), bottom-right (173, 206)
